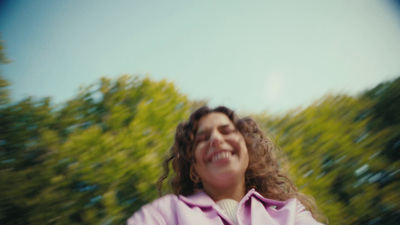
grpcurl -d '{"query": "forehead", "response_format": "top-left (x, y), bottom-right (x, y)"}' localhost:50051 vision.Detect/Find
top-left (196, 112), bottom-right (234, 132)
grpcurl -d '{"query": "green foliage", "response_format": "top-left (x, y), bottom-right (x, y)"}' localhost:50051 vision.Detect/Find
top-left (0, 76), bottom-right (9, 105)
top-left (2, 74), bottom-right (400, 224)
top-left (0, 38), bottom-right (10, 105)
top-left (0, 97), bottom-right (56, 224)
top-left (362, 77), bottom-right (400, 162)
top-left (0, 75), bottom-right (189, 224)
top-left (254, 82), bottom-right (400, 224)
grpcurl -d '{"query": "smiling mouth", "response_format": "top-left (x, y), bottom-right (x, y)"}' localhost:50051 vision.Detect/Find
top-left (210, 151), bottom-right (234, 163)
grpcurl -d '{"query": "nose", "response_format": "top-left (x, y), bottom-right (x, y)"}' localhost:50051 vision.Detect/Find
top-left (209, 131), bottom-right (223, 147)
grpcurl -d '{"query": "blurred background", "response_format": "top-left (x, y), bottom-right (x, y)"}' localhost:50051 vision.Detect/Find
top-left (0, 1), bottom-right (400, 224)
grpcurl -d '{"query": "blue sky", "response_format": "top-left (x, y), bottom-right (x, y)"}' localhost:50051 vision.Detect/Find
top-left (1, 0), bottom-right (400, 113)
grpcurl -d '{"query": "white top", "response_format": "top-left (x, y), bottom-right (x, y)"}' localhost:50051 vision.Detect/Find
top-left (216, 199), bottom-right (239, 225)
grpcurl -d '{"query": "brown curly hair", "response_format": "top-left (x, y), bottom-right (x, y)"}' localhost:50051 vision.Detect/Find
top-left (157, 106), bottom-right (326, 223)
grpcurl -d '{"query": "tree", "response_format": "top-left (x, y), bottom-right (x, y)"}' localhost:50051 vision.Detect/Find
top-left (0, 38), bottom-right (10, 105)
top-left (32, 75), bottom-right (189, 224)
top-left (0, 70), bottom-right (190, 224)
top-left (254, 80), bottom-right (400, 224)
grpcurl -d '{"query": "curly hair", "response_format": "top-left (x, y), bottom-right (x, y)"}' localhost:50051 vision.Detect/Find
top-left (157, 106), bottom-right (326, 223)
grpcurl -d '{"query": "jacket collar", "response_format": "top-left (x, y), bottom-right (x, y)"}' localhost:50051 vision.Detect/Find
top-left (179, 188), bottom-right (287, 208)
top-left (179, 190), bottom-right (215, 208)
top-left (246, 189), bottom-right (287, 208)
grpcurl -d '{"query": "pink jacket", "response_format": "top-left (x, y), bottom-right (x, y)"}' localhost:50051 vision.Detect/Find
top-left (127, 189), bottom-right (324, 225)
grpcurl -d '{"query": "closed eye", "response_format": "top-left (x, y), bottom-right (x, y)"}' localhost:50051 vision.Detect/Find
top-left (220, 126), bottom-right (235, 135)
top-left (195, 134), bottom-right (209, 143)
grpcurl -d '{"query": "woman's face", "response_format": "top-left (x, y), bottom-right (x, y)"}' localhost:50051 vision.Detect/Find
top-left (193, 112), bottom-right (249, 191)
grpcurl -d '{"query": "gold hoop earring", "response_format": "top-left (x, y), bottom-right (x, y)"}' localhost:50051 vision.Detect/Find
top-left (190, 166), bottom-right (201, 184)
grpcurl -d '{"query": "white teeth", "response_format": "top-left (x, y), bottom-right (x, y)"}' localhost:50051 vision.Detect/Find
top-left (211, 152), bottom-right (231, 162)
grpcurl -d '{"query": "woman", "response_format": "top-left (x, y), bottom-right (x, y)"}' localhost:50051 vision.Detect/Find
top-left (128, 106), bottom-right (326, 225)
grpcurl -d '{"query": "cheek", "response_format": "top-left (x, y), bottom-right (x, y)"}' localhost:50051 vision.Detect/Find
top-left (193, 147), bottom-right (206, 176)
top-left (228, 134), bottom-right (246, 150)
top-left (238, 138), bottom-right (250, 163)
top-left (193, 148), bottom-right (201, 173)
top-left (193, 145), bottom-right (205, 163)
top-left (244, 147), bottom-right (250, 163)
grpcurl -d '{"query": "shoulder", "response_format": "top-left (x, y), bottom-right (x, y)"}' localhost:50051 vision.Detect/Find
top-left (127, 192), bottom-right (217, 225)
top-left (285, 198), bottom-right (325, 225)
top-left (127, 194), bottom-right (180, 225)
top-left (150, 194), bottom-right (180, 209)
top-left (248, 190), bottom-right (324, 225)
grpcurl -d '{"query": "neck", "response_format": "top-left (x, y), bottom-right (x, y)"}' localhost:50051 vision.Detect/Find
top-left (202, 179), bottom-right (246, 202)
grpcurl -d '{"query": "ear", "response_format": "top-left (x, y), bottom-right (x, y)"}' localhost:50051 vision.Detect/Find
top-left (189, 165), bottom-right (201, 183)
